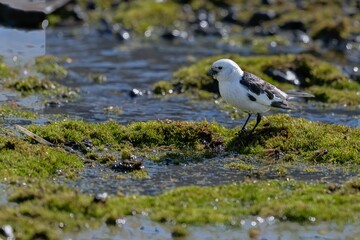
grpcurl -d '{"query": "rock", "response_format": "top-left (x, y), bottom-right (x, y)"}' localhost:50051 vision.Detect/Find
top-left (342, 66), bottom-right (360, 83)
top-left (193, 25), bottom-right (227, 37)
top-left (64, 139), bottom-right (93, 153)
top-left (112, 24), bottom-right (130, 41)
top-left (247, 10), bottom-right (277, 26)
top-left (129, 88), bottom-right (143, 98)
top-left (280, 20), bottom-right (307, 32)
top-left (221, 7), bottom-right (242, 25)
top-left (94, 192), bottom-right (108, 203)
top-left (292, 30), bottom-right (311, 44)
top-left (254, 26), bottom-right (278, 36)
top-left (0, 2), bottom-right (45, 29)
top-left (110, 159), bottom-right (144, 172)
top-left (0, 0), bottom-right (84, 28)
top-left (161, 29), bottom-right (189, 40)
top-left (264, 67), bottom-right (301, 86)
top-left (261, 0), bottom-right (276, 5)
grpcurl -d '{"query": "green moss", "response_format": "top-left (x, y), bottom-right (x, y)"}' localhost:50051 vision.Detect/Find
top-left (0, 103), bottom-right (38, 119)
top-left (158, 54), bottom-right (360, 105)
top-left (129, 169), bottom-right (149, 178)
top-left (225, 161), bottom-right (256, 171)
top-left (171, 225), bottom-right (189, 238)
top-left (4, 76), bottom-right (77, 98)
top-left (35, 55), bottom-right (68, 79)
top-left (114, 0), bottom-right (184, 34)
top-left (229, 114), bottom-right (360, 164)
top-left (153, 80), bottom-right (174, 95)
top-left (0, 58), bottom-right (15, 78)
top-left (225, 35), bottom-right (290, 54)
top-left (121, 148), bottom-right (132, 160)
top-left (27, 114), bottom-right (360, 165)
top-left (28, 119), bottom-right (229, 150)
top-left (0, 55), bottom-right (77, 100)
top-left (0, 136), bottom-right (83, 178)
top-left (2, 178), bottom-right (360, 238)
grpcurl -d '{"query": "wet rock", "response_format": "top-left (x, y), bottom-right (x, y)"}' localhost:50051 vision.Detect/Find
top-left (86, 0), bottom-right (96, 10)
top-left (247, 10), bottom-right (277, 26)
top-left (292, 30), bottom-right (311, 44)
top-left (343, 66), bottom-right (360, 83)
top-left (254, 26), bottom-right (278, 36)
top-left (64, 139), bottom-right (93, 153)
top-left (0, 225), bottom-right (14, 240)
top-left (0, 0), bottom-right (85, 28)
top-left (327, 183), bottom-right (341, 193)
top-left (221, 7), bottom-right (242, 25)
top-left (193, 25), bottom-right (227, 38)
top-left (94, 192), bottom-right (108, 203)
top-left (161, 29), bottom-right (189, 40)
top-left (129, 88), bottom-right (143, 98)
top-left (261, 0), bottom-right (276, 5)
top-left (98, 18), bottom-right (113, 35)
top-left (110, 159), bottom-right (144, 172)
top-left (342, 66), bottom-right (360, 83)
top-left (45, 100), bottom-right (62, 108)
top-left (264, 67), bottom-right (301, 86)
top-left (112, 24), bottom-right (131, 41)
top-left (129, 89), bottom-right (151, 98)
top-left (0, 2), bottom-right (45, 29)
top-left (280, 20), bottom-right (307, 32)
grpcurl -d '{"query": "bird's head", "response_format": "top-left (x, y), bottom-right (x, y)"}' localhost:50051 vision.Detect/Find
top-left (207, 59), bottom-right (244, 82)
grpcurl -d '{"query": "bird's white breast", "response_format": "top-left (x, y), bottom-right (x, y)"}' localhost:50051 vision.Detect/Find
top-left (218, 80), bottom-right (271, 114)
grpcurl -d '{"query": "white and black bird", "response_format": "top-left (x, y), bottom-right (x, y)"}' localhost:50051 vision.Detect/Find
top-left (207, 59), bottom-right (313, 135)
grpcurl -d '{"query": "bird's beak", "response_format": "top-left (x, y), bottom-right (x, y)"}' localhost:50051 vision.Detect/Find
top-left (207, 68), bottom-right (218, 77)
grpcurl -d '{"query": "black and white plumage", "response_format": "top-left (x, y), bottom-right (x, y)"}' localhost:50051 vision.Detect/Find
top-left (207, 59), bottom-right (313, 135)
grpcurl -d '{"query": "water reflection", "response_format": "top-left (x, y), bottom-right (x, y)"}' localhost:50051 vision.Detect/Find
top-left (0, 26), bottom-right (45, 64)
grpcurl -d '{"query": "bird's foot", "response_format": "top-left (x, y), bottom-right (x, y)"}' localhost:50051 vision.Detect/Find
top-left (236, 128), bottom-right (247, 137)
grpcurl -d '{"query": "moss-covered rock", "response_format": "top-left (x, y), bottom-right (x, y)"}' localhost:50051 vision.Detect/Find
top-left (155, 54), bottom-right (360, 105)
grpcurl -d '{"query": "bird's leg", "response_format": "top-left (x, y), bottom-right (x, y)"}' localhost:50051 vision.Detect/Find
top-left (248, 113), bottom-right (262, 136)
top-left (237, 113), bottom-right (252, 135)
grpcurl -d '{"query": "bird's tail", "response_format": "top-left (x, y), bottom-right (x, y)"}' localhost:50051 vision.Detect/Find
top-left (286, 90), bottom-right (314, 99)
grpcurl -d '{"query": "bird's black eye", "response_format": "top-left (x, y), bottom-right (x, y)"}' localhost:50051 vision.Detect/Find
top-left (218, 66), bottom-right (223, 70)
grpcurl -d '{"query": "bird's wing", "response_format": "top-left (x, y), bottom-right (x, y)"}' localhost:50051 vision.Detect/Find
top-left (240, 72), bottom-right (293, 109)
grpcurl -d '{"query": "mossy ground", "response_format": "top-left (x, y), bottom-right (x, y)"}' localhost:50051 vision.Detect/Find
top-left (1, 177), bottom-right (360, 239)
top-left (0, 112), bottom-right (359, 238)
top-left (153, 54), bottom-right (360, 105)
top-left (0, 55), bottom-right (77, 100)
top-left (26, 114), bottom-right (360, 165)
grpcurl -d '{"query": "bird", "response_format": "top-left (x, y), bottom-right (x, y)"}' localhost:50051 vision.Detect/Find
top-left (207, 58), bottom-right (313, 136)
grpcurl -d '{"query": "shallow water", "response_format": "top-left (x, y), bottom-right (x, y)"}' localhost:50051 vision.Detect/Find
top-left (69, 216), bottom-right (360, 240)
top-left (43, 27), bottom-right (360, 128)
